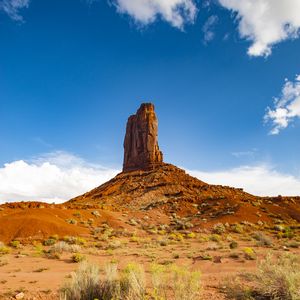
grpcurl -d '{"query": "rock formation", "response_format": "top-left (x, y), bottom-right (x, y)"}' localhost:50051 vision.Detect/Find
top-left (123, 103), bottom-right (163, 172)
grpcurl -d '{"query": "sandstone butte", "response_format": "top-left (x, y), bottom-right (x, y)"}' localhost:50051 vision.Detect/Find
top-left (123, 103), bottom-right (163, 172)
top-left (68, 103), bottom-right (300, 225)
top-left (1, 103), bottom-right (300, 243)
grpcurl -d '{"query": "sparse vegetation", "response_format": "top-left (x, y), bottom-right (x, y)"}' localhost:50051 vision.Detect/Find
top-left (243, 247), bottom-right (256, 260)
top-left (225, 253), bottom-right (300, 300)
top-left (0, 242), bottom-right (10, 255)
top-left (61, 260), bottom-right (201, 300)
top-left (71, 253), bottom-right (86, 263)
top-left (252, 232), bottom-right (273, 247)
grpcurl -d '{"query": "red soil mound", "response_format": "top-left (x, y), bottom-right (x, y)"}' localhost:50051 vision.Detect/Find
top-left (0, 206), bottom-right (89, 243)
top-left (69, 163), bottom-right (300, 228)
top-left (1, 164), bottom-right (300, 243)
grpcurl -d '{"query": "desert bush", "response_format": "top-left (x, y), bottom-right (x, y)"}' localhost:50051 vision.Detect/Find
top-left (0, 242), bottom-right (10, 255)
top-left (61, 261), bottom-right (201, 300)
top-left (209, 234), bottom-right (221, 242)
top-left (66, 219), bottom-right (77, 225)
top-left (225, 253), bottom-right (300, 300)
top-left (106, 240), bottom-right (122, 250)
top-left (61, 261), bottom-right (146, 300)
top-left (10, 240), bottom-right (21, 248)
top-left (254, 253), bottom-right (300, 299)
top-left (63, 236), bottom-right (86, 245)
top-left (213, 223), bottom-right (226, 235)
top-left (71, 253), bottom-right (86, 263)
top-left (231, 224), bottom-right (244, 234)
top-left (51, 241), bottom-right (81, 254)
top-left (150, 264), bottom-right (201, 300)
top-left (44, 249), bottom-right (61, 260)
top-left (61, 261), bottom-right (101, 300)
top-left (252, 232), bottom-right (272, 247)
top-left (186, 232), bottom-right (196, 239)
top-left (243, 248), bottom-right (256, 260)
top-left (229, 241), bottom-right (238, 249)
top-left (43, 238), bottom-right (56, 246)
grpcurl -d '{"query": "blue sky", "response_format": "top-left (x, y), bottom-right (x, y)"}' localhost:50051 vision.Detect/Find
top-left (1, 0), bottom-right (300, 202)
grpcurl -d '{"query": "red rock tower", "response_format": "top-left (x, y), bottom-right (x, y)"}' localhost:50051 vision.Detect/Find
top-left (123, 103), bottom-right (163, 172)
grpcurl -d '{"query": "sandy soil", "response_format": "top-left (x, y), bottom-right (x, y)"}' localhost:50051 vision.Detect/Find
top-left (1, 230), bottom-right (299, 300)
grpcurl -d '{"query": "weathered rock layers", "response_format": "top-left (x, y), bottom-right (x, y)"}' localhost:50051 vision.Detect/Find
top-left (123, 103), bottom-right (163, 172)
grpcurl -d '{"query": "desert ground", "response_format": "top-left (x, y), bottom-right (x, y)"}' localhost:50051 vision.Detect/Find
top-left (0, 196), bottom-right (300, 300)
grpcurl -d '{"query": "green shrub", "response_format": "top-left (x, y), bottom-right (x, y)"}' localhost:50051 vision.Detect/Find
top-left (43, 238), bottom-right (56, 246)
top-left (243, 247), bottom-right (256, 260)
top-left (10, 240), bottom-right (21, 248)
top-left (66, 219), bottom-right (77, 225)
top-left (209, 234), bottom-right (221, 242)
top-left (213, 223), bottom-right (226, 235)
top-left (0, 243), bottom-right (10, 255)
top-left (231, 224), bottom-right (244, 234)
top-left (71, 253), bottom-right (86, 263)
top-left (229, 241), bottom-right (238, 249)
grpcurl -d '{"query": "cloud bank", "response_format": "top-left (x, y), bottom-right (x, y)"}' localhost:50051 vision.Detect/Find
top-left (218, 0), bottom-right (300, 56)
top-left (265, 75), bottom-right (300, 135)
top-left (0, 151), bottom-right (119, 204)
top-left (0, 0), bottom-right (30, 21)
top-left (189, 165), bottom-right (300, 197)
top-left (112, 0), bottom-right (197, 28)
top-left (1, 151), bottom-right (300, 204)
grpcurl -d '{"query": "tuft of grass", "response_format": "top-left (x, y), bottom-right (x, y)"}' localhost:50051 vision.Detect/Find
top-left (213, 223), bottom-right (226, 235)
top-left (10, 240), bottom-right (21, 248)
top-left (51, 241), bottom-right (81, 254)
top-left (0, 242), bottom-right (10, 255)
top-left (243, 247), bottom-right (256, 260)
top-left (71, 253), bottom-right (86, 263)
top-left (252, 232), bottom-right (272, 247)
top-left (43, 238), bottom-right (56, 246)
top-left (150, 264), bottom-right (201, 300)
top-left (61, 261), bottom-right (201, 300)
top-left (225, 253), bottom-right (300, 300)
top-left (61, 261), bottom-right (146, 300)
top-left (229, 241), bottom-right (238, 249)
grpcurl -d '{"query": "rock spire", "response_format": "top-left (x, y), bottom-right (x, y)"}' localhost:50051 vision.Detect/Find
top-left (123, 103), bottom-right (163, 172)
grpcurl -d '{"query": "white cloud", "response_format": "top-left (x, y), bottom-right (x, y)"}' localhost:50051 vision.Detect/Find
top-left (0, 151), bottom-right (119, 204)
top-left (0, 0), bottom-right (30, 21)
top-left (202, 15), bottom-right (218, 43)
top-left (189, 164), bottom-right (300, 197)
top-left (1, 151), bottom-right (299, 203)
top-left (265, 75), bottom-right (300, 134)
top-left (218, 0), bottom-right (300, 56)
top-left (112, 0), bottom-right (197, 28)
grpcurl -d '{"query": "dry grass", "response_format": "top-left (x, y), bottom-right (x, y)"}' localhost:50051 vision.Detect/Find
top-left (225, 253), bottom-right (300, 300)
top-left (61, 261), bottom-right (201, 300)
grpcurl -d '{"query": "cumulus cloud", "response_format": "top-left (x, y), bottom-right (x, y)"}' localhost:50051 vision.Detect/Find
top-left (202, 15), bottom-right (218, 44)
top-left (0, 0), bottom-right (30, 21)
top-left (0, 151), bottom-right (119, 204)
top-left (112, 0), bottom-right (197, 28)
top-left (1, 151), bottom-right (299, 203)
top-left (264, 75), bottom-right (300, 135)
top-left (189, 164), bottom-right (300, 197)
top-left (218, 0), bottom-right (300, 56)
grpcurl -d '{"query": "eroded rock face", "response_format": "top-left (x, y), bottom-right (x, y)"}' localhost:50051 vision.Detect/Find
top-left (123, 103), bottom-right (163, 172)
